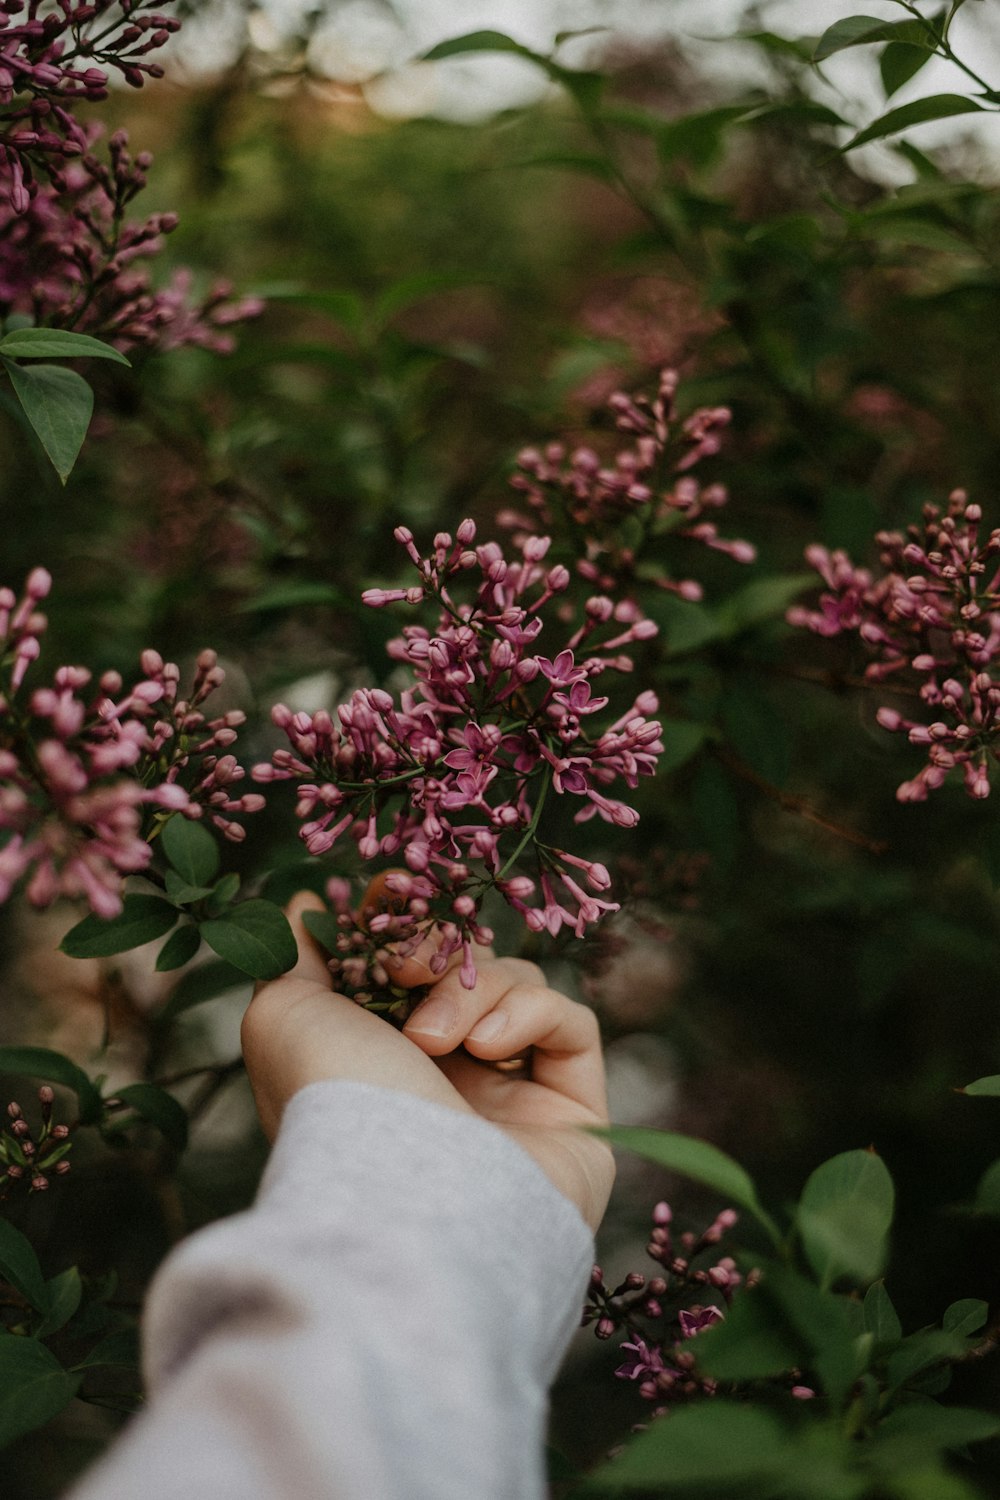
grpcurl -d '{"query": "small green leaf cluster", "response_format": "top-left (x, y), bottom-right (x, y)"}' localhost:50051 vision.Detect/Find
top-left (0, 1218), bottom-right (141, 1448)
top-left (812, 5), bottom-right (994, 153)
top-left (584, 1129), bottom-right (997, 1498)
top-left (59, 816), bottom-right (296, 982)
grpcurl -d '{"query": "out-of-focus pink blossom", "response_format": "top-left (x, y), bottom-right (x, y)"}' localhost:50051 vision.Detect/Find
top-left (0, 0), bottom-right (180, 210)
top-left (0, 130), bottom-right (263, 353)
top-left (505, 369), bottom-right (755, 606)
top-left (791, 491), bottom-right (1000, 802)
top-left (0, 572), bottom-right (259, 917)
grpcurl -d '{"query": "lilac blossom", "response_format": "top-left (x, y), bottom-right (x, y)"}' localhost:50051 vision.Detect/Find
top-left (0, 0), bottom-right (181, 210)
top-left (1, 1088), bottom-right (71, 1198)
top-left (790, 491), bottom-right (1000, 802)
top-left (255, 521), bottom-right (664, 994)
top-left (0, 569), bottom-right (261, 917)
top-left (502, 368), bottom-right (755, 606)
top-left (585, 1200), bottom-right (743, 1408)
top-left (0, 129), bottom-right (264, 352)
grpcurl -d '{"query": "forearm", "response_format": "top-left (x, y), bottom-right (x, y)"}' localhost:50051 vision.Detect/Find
top-left (67, 1081), bottom-right (594, 1500)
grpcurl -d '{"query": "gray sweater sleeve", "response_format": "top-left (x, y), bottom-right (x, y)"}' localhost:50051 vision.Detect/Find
top-left (67, 1080), bottom-right (594, 1500)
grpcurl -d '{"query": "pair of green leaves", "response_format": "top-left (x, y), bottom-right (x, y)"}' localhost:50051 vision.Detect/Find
top-left (59, 817), bottom-right (297, 983)
top-left (606, 1129), bottom-right (894, 1288)
top-left (813, 14), bottom-right (988, 152)
top-left (0, 326), bottom-right (130, 484)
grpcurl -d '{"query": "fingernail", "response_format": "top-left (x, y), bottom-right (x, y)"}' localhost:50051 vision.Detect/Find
top-left (404, 1000), bottom-right (458, 1039)
top-left (467, 1009), bottom-right (508, 1045)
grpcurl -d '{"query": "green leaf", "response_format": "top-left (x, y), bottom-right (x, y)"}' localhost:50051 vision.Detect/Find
top-left (797, 1149), bottom-right (895, 1289)
top-left (942, 1298), bottom-right (988, 1338)
top-left (155, 923), bottom-right (201, 972)
top-left (875, 1461), bottom-right (980, 1500)
top-left (715, 572), bottom-right (815, 638)
top-left (161, 816), bottom-right (220, 888)
top-left (0, 1219), bottom-right (49, 1311)
top-left (164, 870), bottom-right (215, 904)
top-left (580, 1400), bottom-right (786, 1491)
top-left (200, 899), bottom-right (297, 980)
top-left (758, 1262), bottom-right (865, 1404)
top-left (886, 1328), bottom-right (964, 1392)
top-left (0, 1046), bottom-right (102, 1124)
top-left (157, 960), bottom-right (250, 1026)
top-left (3, 359), bottom-right (94, 484)
top-left (237, 581), bottom-right (346, 614)
top-left (110, 1084), bottom-right (188, 1152)
top-left (60, 894), bottom-right (178, 959)
top-left (204, 872), bottom-right (241, 917)
top-left (864, 1280), bottom-right (903, 1345)
top-left (375, 271), bottom-right (484, 324)
top-left (656, 106), bottom-right (748, 168)
top-left (814, 16), bottom-right (936, 62)
top-left (740, 99), bottom-right (845, 129)
top-left (647, 593), bottom-right (721, 656)
top-left (0, 1337), bottom-right (79, 1447)
top-left (972, 1157), bottom-right (1000, 1214)
top-left (0, 329), bottom-right (130, 365)
top-left (843, 95), bottom-right (984, 153)
top-left (875, 1401), bottom-right (1000, 1451)
top-left (266, 288), bottom-right (365, 334)
top-left (423, 30), bottom-right (543, 64)
top-left (598, 1126), bottom-right (780, 1243)
top-left (732, 30), bottom-right (820, 64)
top-left (881, 40), bottom-right (935, 97)
top-left (36, 1268), bottom-right (82, 1338)
top-left (72, 1326), bottom-right (140, 1371)
top-left (958, 1073), bottom-right (1000, 1095)
top-left (658, 721), bottom-right (710, 775)
top-left (695, 1284), bottom-right (801, 1381)
top-left (512, 152), bottom-right (616, 182)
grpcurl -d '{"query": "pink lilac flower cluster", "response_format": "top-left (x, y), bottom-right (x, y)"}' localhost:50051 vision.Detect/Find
top-left (584, 1200), bottom-right (742, 1406)
top-left (0, 0), bottom-right (179, 211)
top-left (1, 1087), bottom-right (71, 1198)
top-left (254, 520), bottom-right (664, 994)
top-left (0, 567), bottom-right (262, 917)
top-left (585, 1200), bottom-right (815, 1412)
top-left (0, 128), bottom-right (264, 352)
top-left (789, 490), bottom-right (1000, 802)
top-left (501, 368), bottom-right (755, 606)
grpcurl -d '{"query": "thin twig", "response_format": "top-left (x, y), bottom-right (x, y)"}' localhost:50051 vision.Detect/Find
top-left (716, 746), bottom-right (889, 855)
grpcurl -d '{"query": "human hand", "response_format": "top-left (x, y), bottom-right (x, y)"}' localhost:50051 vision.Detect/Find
top-left (241, 892), bottom-right (614, 1230)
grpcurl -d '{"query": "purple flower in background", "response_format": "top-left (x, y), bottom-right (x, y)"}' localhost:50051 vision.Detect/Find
top-left (0, 570), bottom-right (260, 917)
top-left (791, 491), bottom-right (1000, 802)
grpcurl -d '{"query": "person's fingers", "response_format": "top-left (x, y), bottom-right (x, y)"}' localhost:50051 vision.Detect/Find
top-left (404, 958), bottom-right (606, 1116)
top-left (402, 957), bottom-right (541, 1051)
top-left (281, 890), bottom-right (335, 988)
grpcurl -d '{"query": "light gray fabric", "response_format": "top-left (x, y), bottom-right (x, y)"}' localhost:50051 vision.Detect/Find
top-left (68, 1080), bottom-right (594, 1500)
